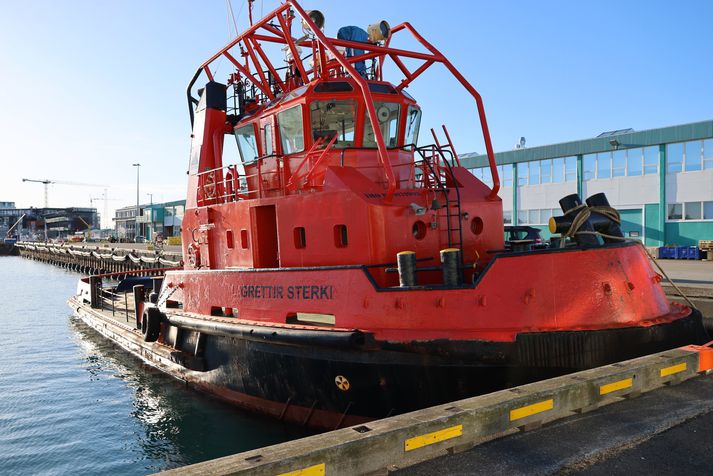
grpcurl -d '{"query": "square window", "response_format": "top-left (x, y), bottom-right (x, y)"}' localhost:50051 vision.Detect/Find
top-left (643, 146), bottom-right (658, 175)
top-left (540, 208), bottom-right (552, 224)
top-left (529, 161), bottom-right (540, 185)
top-left (517, 163), bottom-right (528, 186)
top-left (565, 156), bottom-right (577, 182)
top-left (627, 148), bottom-right (642, 176)
top-left (503, 210), bottom-right (512, 224)
top-left (501, 164), bottom-right (513, 187)
top-left (540, 160), bottom-right (552, 184)
top-left (612, 150), bottom-right (626, 177)
top-left (684, 140), bottom-right (702, 171)
top-left (597, 152), bottom-right (611, 179)
top-left (685, 202), bottom-right (702, 220)
top-left (552, 158), bottom-right (564, 183)
top-left (518, 210), bottom-right (527, 224)
top-left (704, 201), bottom-right (713, 219)
top-left (667, 143), bottom-right (683, 173)
top-left (703, 139), bottom-right (713, 169)
top-left (667, 203), bottom-right (683, 220)
top-left (528, 210), bottom-right (539, 224)
top-left (583, 154), bottom-right (596, 181)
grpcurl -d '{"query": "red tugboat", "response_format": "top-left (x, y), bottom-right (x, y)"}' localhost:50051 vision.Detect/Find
top-left (70, 1), bottom-right (706, 430)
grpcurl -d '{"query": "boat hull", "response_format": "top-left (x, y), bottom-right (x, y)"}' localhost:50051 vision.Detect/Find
top-left (69, 296), bottom-right (706, 431)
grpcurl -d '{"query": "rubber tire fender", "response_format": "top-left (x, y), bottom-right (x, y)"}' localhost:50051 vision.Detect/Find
top-left (142, 307), bottom-right (163, 342)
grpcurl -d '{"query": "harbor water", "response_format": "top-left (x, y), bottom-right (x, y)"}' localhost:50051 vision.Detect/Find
top-left (0, 257), bottom-right (309, 475)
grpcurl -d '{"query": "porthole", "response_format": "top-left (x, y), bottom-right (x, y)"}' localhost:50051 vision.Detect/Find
top-left (470, 217), bottom-right (484, 235)
top-left (412, 221), bottom-right (427, 240)
top-left (294, 227), bottom-right (306, 249)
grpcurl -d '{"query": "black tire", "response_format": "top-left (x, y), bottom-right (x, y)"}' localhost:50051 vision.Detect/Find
top-left (141, 307), bottom-right (162, 342)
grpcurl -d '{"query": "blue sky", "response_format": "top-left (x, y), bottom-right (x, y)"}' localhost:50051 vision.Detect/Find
top-left (1, 1), bottom-right (711, 226)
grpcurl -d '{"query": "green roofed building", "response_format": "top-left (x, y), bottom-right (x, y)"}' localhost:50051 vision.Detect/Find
top-left (460, 119), bottom-right (713, 247)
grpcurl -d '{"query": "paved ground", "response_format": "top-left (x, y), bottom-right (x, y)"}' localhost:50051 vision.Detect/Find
top-left (399, 374), bottom-right (713, 476)
top-left (656, 259), bottom-right (713, 288)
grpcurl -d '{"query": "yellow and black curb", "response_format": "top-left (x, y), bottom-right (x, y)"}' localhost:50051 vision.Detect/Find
top-left (159, 343), bottom-right (713, 476)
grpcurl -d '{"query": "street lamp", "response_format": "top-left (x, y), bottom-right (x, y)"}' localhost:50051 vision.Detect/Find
top-left (147, 192), bottom-right (154, 240)
top-left (132, 163), bottom-right (141, 241)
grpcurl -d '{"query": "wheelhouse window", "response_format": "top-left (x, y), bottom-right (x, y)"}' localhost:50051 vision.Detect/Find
top-left (363, 102), bottom-right (401, 148)
top-left (310, 100), bottom-right (357, 148)
top-left (405, 106), bottom-right (422, 147)
top-left (235, 124), bottom-right (258, 163)
top-left (263, 123), bottom-right (273, 156)
top-left (277, 105), bottom-right (305, 154)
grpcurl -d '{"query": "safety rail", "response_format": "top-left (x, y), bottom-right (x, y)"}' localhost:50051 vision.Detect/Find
top-left (194, 141), bottom-right (470, 207)
top-left (97, 284), bottom-right (133, 323)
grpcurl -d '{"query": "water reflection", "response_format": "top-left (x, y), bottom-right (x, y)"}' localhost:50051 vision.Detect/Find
top-left (68, 316), bottom-right (311, 472)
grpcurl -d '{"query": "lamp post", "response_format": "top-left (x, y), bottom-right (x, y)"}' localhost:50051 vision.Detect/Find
top-left (147, 192), bottom-right (154, 240)
top-left (132, 163), bottom-right (141, 241)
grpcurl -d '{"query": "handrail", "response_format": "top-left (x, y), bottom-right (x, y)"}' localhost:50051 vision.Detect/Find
top-left (186, 0), bottom-right (500, 204)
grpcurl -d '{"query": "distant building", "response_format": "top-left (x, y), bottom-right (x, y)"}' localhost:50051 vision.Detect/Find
top-left (462, 119), bottom-right (713, 246)
top-left (114, 200), bottom-right (185, 240)
top-left (113, 205), bottom-right (145, 241)
top-left (0, 207), bottom-right (98, 240)
top-left (0, 201), bottom-right (15, 209)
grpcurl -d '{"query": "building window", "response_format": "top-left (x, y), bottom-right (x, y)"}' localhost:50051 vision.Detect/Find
top-left (552, 158), bottom-right (564, 183)
top-left (705, 201), bottom-right (713, 219)
top-left (684, 140), bottom-right (702, 171)
top-left (685, 202), bottom-right (702, 220)
top-left (517, 209), bottom-right (526, 224)
top-left (627, 148), bottom-right (642, 176)
top-left (517, 162), bottom-right (528, 186)
top-left (667, 201), bottom-right (713, 221)
top-left (704, 139), bottom-right (713, 170)
top-left (528, 210), bottom-right (539, 224)
top-left (643, 146), bottom-right (658, 175)
top-left (612, 150), bottom-right (626, 177)
top-left (583, 154), bottom-right (596, 181)
top-left (540, 159), bottom-right (552, 184)
top-left (667, 143), bottom-right (683, 173)
top-left (503, 210), bottom-right (512, 224)
top-left (667, 203), bottom-right (683, 220)
top-left (596, 152), bottom-right (611, 179)
top-left (564, 156), bottom-right (577, 182)
top-left (500, 164), bottom-right (513, 187)
top-left (528, 161), bottom-right (540, 185)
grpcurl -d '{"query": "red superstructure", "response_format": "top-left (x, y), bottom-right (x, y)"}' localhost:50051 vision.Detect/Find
top-left (72, 1), bottom-right (707, 430)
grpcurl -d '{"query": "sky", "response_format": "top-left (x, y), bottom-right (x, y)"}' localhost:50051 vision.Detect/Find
top-left (1, 1), bottom-right (711, 227)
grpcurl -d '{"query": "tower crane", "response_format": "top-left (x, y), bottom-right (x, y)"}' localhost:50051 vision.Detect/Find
top-left (22, 178), bottom-right (107, 208)
top-left (90, 193), bottom-right (121, 229)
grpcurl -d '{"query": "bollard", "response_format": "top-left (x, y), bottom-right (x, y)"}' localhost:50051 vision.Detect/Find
top-left (89, 276), bottom-right (101, 309)
top-left (133, 285), bottom-right (145, 330)
top-left (150, 276), bottom-right (164, 304)
top-left (440, 248), bottom-right (462, 287)
top-left (397, 251), bottom-right (418, 287)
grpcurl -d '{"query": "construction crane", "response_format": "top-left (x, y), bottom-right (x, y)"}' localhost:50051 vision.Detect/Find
top-left (22, 178), bottom-right (108, 208)
top-left (4, 213), bottom-right (26, 244)
top-left (90, 193), bottom-right (121, 229)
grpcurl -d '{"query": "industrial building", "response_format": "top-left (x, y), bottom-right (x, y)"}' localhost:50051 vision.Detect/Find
top-left (114, 200), bottom-right (185, 241)
top-left (0, 206), bottom-right (98, 240)
top-left (461, 120), bottom-right (713, 247)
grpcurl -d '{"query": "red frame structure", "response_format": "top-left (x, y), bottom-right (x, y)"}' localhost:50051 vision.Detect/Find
top-left (187, 1), bottom-right (500, 202)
